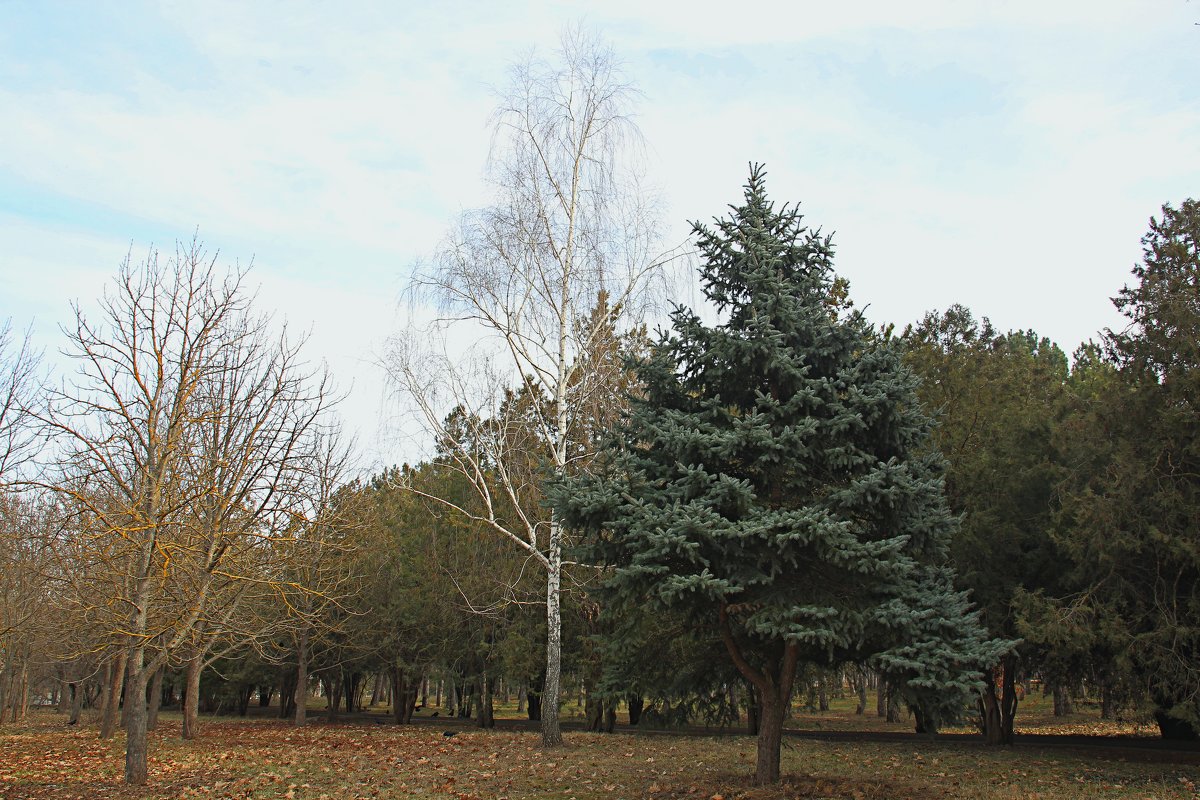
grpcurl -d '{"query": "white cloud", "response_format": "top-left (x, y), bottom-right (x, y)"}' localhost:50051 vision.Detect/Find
top-left (2, 0), bottom-right (1197, 466)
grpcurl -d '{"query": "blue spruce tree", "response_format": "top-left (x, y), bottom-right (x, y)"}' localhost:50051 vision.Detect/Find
top-left (551, 166), bottom-right (1008, 784)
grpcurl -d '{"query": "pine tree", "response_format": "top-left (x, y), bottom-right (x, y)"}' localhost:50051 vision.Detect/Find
top-left (552, 166), bottom-right (1006, 784)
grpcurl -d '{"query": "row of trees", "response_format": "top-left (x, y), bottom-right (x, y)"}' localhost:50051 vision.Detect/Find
top-left (361, 171), bottom-right (1200, 785)
top-left (892, 201), bottom-right (1200, 746)
top-left (903, 198), bottom-right (1200, 745)
top-left (381, 29), bottom-right (1200, 785)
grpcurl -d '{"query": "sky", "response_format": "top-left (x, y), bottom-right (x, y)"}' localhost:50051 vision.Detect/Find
top-left (2, 1), bottom-right (1198, 471)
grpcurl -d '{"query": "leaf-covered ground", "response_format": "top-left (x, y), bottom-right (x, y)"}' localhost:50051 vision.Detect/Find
top-left (2, 712), bottom-right (1197, 800)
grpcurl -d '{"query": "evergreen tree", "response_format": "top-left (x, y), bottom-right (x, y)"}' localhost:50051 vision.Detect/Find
top-left (552, 166), bottom-right (1005, 784)
top-left (1056, 199), bottom-right (1200, 739)
top-left (901, 308), bottom-right (1071, 743)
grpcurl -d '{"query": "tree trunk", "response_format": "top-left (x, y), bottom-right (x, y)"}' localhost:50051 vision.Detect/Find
top-left (603, 702), bottom-right (617, 733)
top-left (294, 628), bottom-right (309, 727)
top-left (856, 673), bottom-right (868, 715)
top-left (526, 673), bottom-right (542, 721)
top-left (325, 675), bottom-right (341, 721)
top-left (120, 657), bottom-right (133, 729)
top-left (182, 655), bottom-right (202, 740)
top-left (371, 673), bottom-right (384, 707)
top-left (160, 676), bottom-right (175, 710)
top-left (58, 673), bottom-right (71, 716)
top-left (876, 676), bottom-right (886, 718)
top-left (124, 564), bottom-right (153, 785)
top-left (478, 672), bottom-right (494, 729)
top-left (585, 696), bottom-right (603, 731)
top-left (147, 667), bottom-right (164, 732)
top-left (979, 656), bottom-right (1018, 745)
top-left (68, 682), bottom-right (83, 725)
top-left (124, 665), bottom-right (150, 785)
top-left (542, 525), bottom-right (563, 746)
top-left (459, 681), bottom-right (474, 718)
top-left (0, 664), bottom-right (10, 725)
top-left (1100, 682), bottom-right (1114, 720)
top-left (627, 693), bottom-right (644, 726)
top-left (886, 692), bottom-right (901, 723)
top-left (279, 668), bottom-right (297, 719)
top-left (390, 668), bottom-right (416, 724)
top-left (913, 703), bottom-right (938, 735)
top-left (403, 682), bottom-right (418, 724)
top-left (755, 689), bottom-right (788, 785)
top-left (13, 661), bottom-right (28, 721)
top-left (1052, 684), bottom-right (1073, 716)
top-left (237, 685), bottom-right (253, 716)
top-left (343, 672), bottom-right (358, 713)
top-left (99, 651), bottom-right (128, 740)
top-left (1000, 655), bottom-right (1019, 743)
top-left (1154, 708), bottom-right (1199, 740)
top-left (391, 669), bottom-right (405, 723)
top-left (745, 682), bottom-right (760, 735)
top-left (979, 687), bottom-right (1003, 745)
top-left (719, 605), bottom-right (800, 785)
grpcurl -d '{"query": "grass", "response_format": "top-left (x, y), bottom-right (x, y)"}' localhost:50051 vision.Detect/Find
top-left (1, 704), bottom-right (1196, 800)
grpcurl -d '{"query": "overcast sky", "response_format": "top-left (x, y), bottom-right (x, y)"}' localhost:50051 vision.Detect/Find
top-left (2, 1), bottom-right (1198, 470)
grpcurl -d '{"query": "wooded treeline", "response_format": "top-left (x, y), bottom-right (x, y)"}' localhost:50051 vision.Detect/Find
top-left (1, 190), bottom-right (1197, 785)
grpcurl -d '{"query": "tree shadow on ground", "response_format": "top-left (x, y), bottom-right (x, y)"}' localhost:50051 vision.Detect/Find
top-left (653, 773), bottom-right (946, 800)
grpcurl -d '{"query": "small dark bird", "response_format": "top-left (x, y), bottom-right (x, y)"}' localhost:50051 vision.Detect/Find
top-left (430, 711), bottom-right (439, 717)
top-left (443, 730), bottom-right (457, 737)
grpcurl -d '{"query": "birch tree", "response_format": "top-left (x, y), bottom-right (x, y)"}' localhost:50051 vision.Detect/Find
top-left (388, 29), bottom-right (672, 746)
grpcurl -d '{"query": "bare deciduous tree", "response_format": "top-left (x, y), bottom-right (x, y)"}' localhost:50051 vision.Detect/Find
top-left (175, 310), bottom-right (335, 740)
top-left (276, 422), bottom-right (358, 729)
top-left (0, 321), bottom-right (47, 724)
top-left (0, 319), bottom-right (41, 482)
top-left (37, 239), bottom-right (339, 785)
top-left (0, 493), bottom-right (57, 724)
top-left (388, 28), bottom-right (676, 746)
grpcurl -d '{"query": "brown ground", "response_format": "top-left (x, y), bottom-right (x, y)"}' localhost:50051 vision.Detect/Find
top-left (3, 702), bottom-right (1198, 800)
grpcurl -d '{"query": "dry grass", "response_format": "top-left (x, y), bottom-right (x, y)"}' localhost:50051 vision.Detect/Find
top-left (1, 709), bottom-right (1197, 800)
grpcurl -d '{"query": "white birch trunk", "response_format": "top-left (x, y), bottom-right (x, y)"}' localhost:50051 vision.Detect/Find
top-left (542, 519), bottom-right (563, 745)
